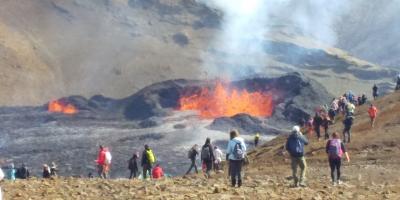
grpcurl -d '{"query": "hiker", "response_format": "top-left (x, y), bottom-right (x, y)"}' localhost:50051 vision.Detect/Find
top-left (214, 146), bottom-right (223, 172)
top-left (50, 162), bottom-right (58, 177)
top-left (326, 132), bottom-right (350, 186)
top-left (42, 164), bottom-right (51, 178)
top-left (286, 126), bottom-right (309, 187)
top-left (7, 163), bottom-right (16, 181)
top-left (368, 104), bottom-right (378, 128)
top-left (16, 164), bottom-right (30, 179)
top-left (305, 117), bottom-right (314, 136)
top-left (313, 112), bottom-right (323, 140)
top-left (95, 145), bottom-right (111, 179)
top-left (201, 138), bottom-right (214, 178)
top-left (322, 114), bottom-right (331, 140)
top-left (128, 152), bottom-right (139, 179)
top-left (360, 94), bottom-right (367, 105)
top-left (141, 144), bottom-right (156, 179)
top-left (186, 144), bottom-right (199, 175)
top-left (254, 133), bottom-right (260, 147)
top-left (226, 130), bottom-right (247, 187)
top-left (396, 74), bottom-right (400, 91)
top-left (342, 115), bottom-right (354, 143)
top-left (372, 84), bottom-right (378, 100)
top-left (152, 164), bottom-right (164, 179)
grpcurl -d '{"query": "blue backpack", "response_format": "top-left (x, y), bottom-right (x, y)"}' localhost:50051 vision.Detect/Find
top-left (287, 136), bottom-right (304, 157)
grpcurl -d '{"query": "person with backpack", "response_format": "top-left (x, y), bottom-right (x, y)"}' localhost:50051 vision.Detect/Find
top-left (141, 144), bottom-right (156, 179)
top-left (368, 104), bottom-right (378, 128)
top-left (128, 152), bottom-right (139, 179)
top-left (313, 112), bottom-right (323, 140)
top-left (7, 163), bottom-right (16, 181)
top-left (226, 130), bottom-right (247, 187)
top-left (346, 102), bottom-right (355, 116)
top-left (214, 146), bottom-right (223, 172)
top-left (201, 138), bottom-right (214, 178)
top-left (326, 132), bottom-right (350, 186)
top-left (185, 144), bottom-right (199, 175)
top-left (372, 84), bottom-right (378, 100)
top-left (285, 126), bottom-right (309, 187)
top-left (16, 163), bottom-right (29, 179)
top-left (343, 115), bottom-right (354, 143)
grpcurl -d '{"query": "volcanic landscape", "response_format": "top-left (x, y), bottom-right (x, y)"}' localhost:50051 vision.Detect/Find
top-left (0, 73), bottom-right (331, 177)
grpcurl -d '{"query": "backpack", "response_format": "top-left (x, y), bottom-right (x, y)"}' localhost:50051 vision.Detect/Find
top-left (233, 141), bottom-right (245, 160)
top-left (287, 135), bottom-right (304, 157)
top-left (105, 151), bottom-right (112, 165)
top-left (187, 149), bottom-right (195, 159)
top-left (201, 146), bottom-right (211, 160)
top-left (146, 149), bottom-right (156, 164)
top-left (328, 139), bottom-right (343, 159)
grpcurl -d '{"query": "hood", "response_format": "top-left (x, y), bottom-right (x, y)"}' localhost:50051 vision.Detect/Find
top-left (232, 137), bottom-right (245, 143)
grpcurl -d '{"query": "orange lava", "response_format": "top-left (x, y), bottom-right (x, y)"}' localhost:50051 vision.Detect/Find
top-left (178, 82), bottom-right (274, 119)
top-left (48, 100), bottom-right (78, 115)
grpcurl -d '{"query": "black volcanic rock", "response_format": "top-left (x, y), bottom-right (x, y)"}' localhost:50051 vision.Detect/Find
top-left (209, 114), bottom-right (281, 135)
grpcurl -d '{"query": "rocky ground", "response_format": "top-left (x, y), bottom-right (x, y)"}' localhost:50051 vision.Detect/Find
top-left (1, 92), bottom-right (399, 199)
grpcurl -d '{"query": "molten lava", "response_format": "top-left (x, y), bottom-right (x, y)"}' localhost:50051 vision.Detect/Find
top-left (48, 100), bottom-right (78, 115)
top-left (178, 82), bottom-right (274, 119)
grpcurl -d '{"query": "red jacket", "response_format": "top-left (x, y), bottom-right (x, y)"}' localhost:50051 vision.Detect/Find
top-left (368, 106), bottom-right (378, 118)
top-left (96, 149), bottom-right (106, 165)
top-left (152, 166), bottom-right (164, 179)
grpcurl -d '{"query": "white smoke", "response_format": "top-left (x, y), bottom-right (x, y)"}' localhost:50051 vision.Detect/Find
top-left (197, 0), bottom-right (350, 79)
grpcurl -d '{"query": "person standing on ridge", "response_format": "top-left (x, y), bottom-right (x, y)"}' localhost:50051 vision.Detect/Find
top-left (16, 163), bottom-right (29, 179)
top-left (201, 138), bottom-right (214, 178)
top-left (185, 144), bottom-right (199, 175)
top-left (326, 132), bottom-right (350, 186)
top-left (214, 146), bottom-right (223, 172)
top-left (372, 84), bottom-right (379, 100)
top-left (313, 112), bottom-right (323, 140)
top-left (42, 164), bottom-right (51, 179)
top-left (254, 133), bottom-right (260, 147)
top-left (368, 104), bottom-right (378, 128)
top-left (128, 152), bottom-right (139, 179)
top-left (286, 126), bottom-right (309, 187)
top-left (141, 144), bottom-right (156, 179)
top-left (226, 130), bottom-right (247, 187)
top-left (396, 73), bottom-right (400, 91)
top-left (95, 145), bottom-right (112, 179)
top-left (7, 163), bottom-right (16, 181)
top-left (342, 115), bottom-right (354, 143)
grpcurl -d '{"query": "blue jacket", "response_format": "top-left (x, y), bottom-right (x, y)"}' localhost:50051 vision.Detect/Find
top-left (226, 137), bottom-right (247, 160)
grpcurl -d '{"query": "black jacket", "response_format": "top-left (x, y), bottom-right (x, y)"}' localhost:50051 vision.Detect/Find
top-left (128, 155), bottom-right (138, 171)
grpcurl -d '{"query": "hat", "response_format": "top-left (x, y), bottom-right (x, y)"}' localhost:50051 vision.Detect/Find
top-left (292, 126), bottom-right (300, 132)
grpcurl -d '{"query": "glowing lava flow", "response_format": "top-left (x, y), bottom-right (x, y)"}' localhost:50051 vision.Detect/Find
top-left (178, 82), bottom-right (274, 119)
top-left (48, 100), bottom-right (78, 115)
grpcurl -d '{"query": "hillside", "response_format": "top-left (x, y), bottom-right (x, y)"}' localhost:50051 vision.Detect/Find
top-left (0, 0), bottom-right (397, 106)
top-left (2, 91), bottom-right (399, 199)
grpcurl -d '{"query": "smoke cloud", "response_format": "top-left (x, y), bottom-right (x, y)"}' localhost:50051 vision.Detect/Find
top-left (197, 0), bottom-right (350, 79)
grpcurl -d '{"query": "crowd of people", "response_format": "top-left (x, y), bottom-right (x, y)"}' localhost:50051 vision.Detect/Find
top-left (0, 82), bottom-right (397, 194)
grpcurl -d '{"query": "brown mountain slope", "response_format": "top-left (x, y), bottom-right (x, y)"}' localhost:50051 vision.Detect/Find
top-left (1, 91), bottom-right (400, 199)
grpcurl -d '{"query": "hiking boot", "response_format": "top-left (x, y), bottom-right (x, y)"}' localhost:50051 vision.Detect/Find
top-left (337, 180), bottom-right (342, 185)
top-left (332, 181), bottom-right (337, 186)
top-left (299, 183), bottom-right (307, 187)
top-left (238, 180), bottom-right (242, 187)
top-left (231, 178), bottom-right (236, 187)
